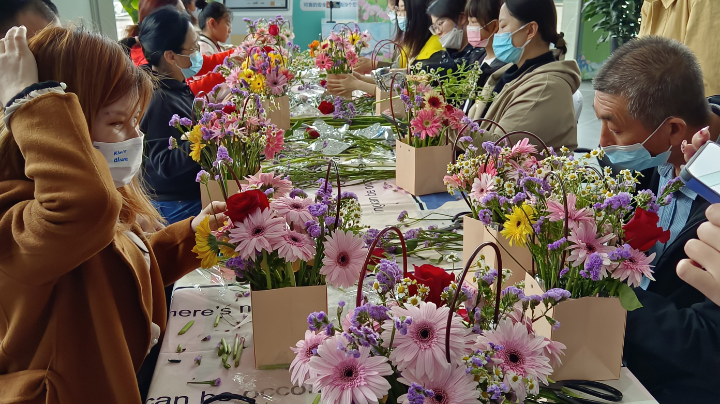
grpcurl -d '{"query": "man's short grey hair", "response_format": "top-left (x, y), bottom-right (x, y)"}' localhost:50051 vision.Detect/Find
top-left (593, 36), bottom-right (709, 131)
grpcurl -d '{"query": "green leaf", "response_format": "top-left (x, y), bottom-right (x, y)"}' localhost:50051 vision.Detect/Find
top-left (311, 394), bottom-right (322, 404)
top-left (405, 238), bottom-right (418, 252)
top-left (618, 283), bottom-right (643, 311)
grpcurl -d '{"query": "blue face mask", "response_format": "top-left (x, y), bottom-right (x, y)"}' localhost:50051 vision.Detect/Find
top-left (176, 50), bottom-right (203, 79)
top-left (602, 118), bottom-right (673, 172)
top-left (397, 16), bottom-right (407, 31)
top-left (492, 23), bottom-right (529, 65)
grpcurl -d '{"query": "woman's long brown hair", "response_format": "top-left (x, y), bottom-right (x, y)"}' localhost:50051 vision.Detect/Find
top-left (0, 26), bottom-right (163, 230)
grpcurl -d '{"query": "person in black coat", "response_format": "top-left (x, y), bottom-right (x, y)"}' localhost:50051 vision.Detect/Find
top-left (138, 7), bottom-right (203, 224)
top-left (592, 36), bottom-right (720, 402)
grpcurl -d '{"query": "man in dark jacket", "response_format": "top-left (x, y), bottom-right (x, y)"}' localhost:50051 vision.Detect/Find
top-left (593, 36), bottom-right (720, 402)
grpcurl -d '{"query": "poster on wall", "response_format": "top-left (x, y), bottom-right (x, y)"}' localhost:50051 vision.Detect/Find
top-left (224, 0), bottom-right (288, 9)
top-left (358, 0), bottom-right (391, 22)
top-left (300, 0), bottom-right (356, 21)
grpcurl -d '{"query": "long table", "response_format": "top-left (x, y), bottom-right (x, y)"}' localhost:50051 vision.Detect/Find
top-left (147, 180), bottom-right (658, 404)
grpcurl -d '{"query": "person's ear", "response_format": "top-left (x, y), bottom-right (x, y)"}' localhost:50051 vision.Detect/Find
top-left (208, 18), bottom-right (217, 30)
top-left (488, 19), bottom-right (499, 34)
top-left (525, 21), bottom-right (539, 42)
top-left (667, 117), bottom-right (689, 147)
top-left (164, 50), bottom-right (177, 66)
top-left (459, 13), bottom-right (468, 28)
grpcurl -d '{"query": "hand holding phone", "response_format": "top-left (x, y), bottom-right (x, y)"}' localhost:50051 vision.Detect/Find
top-left (680, 141), bottom-right (720, 203)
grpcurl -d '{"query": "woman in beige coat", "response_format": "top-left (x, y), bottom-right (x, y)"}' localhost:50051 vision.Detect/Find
top-left (467, 0), bottom-right (580, 151)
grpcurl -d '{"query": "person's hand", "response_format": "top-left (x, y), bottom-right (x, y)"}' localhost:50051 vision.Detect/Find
top-left (354, 57), bottom-right (373, 74)
top-left (682, 126), bottom-right (711, 163)
top-left (678, 203), bottom-right (720, 305)
top-left (0, 26), bottom-right (39, 106)
top-left (326, 73), bottom-right (357, 98)
top-left (191, 201), bottom-right (228, 232)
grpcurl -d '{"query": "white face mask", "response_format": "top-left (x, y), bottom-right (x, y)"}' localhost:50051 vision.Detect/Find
top-left (92, 135), bottom-right (144, 188)
top-left (439, 26), bottom-right (464, 49)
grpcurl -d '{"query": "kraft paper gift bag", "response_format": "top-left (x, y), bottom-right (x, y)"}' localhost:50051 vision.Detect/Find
top-left (395, 141), bottom-right (453, 196)
top-left (376, 87), bottom-right (405, 116)
top-left (525, 274), bottom-right (627, 381)
top-left (262, 95), bottom-right (291, 131)
top-left (251, 285), bottom-right (328, 369)
top-left (200, 180), bottom-right (242, 207)
top-left (462, 217), bottom-right (530, 287)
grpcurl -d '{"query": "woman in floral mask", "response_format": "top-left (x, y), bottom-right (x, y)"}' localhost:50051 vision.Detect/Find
top-left (0, 26), bottom-right (225, 403)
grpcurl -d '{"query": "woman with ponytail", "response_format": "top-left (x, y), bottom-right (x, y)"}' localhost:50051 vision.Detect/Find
top-left (468, 0), bottom-right (580, 151)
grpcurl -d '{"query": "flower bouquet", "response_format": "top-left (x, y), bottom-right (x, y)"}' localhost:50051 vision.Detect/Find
top-left (291, 233), bottom-right (572, 404)
top-left (449, 134), bottom-right (681, 380)
top-left (242, 15), bottom-right (296, 52)
top-left (393, 76), bottom-right (468, 196)
top-left (310, 24), bottom-right (371, 77)
top-left (169, 93), bottom-right (285, 204)
top-left (192, 162), bottom-right (369, 368)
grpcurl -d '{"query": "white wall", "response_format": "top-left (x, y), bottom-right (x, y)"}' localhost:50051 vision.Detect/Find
top-left (54, 0), bottom-right (118, 40)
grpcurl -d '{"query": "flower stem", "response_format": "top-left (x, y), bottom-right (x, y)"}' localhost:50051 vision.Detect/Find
top-left (261, 251), bottom-right (273, 290)
top-left (286, 262), bottom-right (296, 287)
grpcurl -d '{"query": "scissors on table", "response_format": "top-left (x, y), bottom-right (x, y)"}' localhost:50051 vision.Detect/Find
top-left (545, 380), bottom-right (623, 404)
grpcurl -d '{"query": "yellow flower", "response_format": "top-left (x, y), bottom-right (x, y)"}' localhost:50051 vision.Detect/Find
top-left (189, 142), bottom-right (206, 162)
top-left (501, 204), bottom-right (535, 247)
top-left (350, 32), bottom-right (361, 45)
top-left (191, 217), bottom-right (220, 269)
top-left (240, 68), bottom-right (255, 81)
top-left (249, 74), bottom-right (265, 93)
top-left (219, 243), bottom-right (238, 258)
top-left (187, 125), bottom-right (202, 144)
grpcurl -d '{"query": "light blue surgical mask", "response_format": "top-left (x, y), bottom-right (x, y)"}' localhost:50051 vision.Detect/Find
top-left (176, 50), bottom-right (203, 79)
top-left (397, 16), bottom-right (407, 31)
top-left (492, 23), bottom-right (529, 65)
top-left (602, 118), bottom-right (673, 172)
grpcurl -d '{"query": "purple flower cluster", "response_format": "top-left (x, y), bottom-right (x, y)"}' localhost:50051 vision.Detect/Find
top-left (307, 311), bottom-right (330, 332)
top-left (480, 268), bottom-right (498, 285)
top-left (512, 192), bottom-right (528, 205)
top-left (195, 170), bottom-right (210, 184)
top-left (340, 191), bottom-right (358, 200)
top-left (376, 259), bottom-right (402, 292)
top-left (532, 215), bottom-right (545, 234)
top-left (501, 286), bottom-right (525, 300)
top-left (308, 203), bottom-right (328, 217)
top-left (344, 325), bottom-right (380, 349)
top-left (213, 146), bottom-right (233, 168)
top-left (477, 209), bottom-right (493, 225)
top-left (637, 189), bottom-right (660, 213)
top-left (520, 176), bottom-right (551, 195)
top-left (458, 136), bottom-right (473, 144)
top-left (305, 220), bottom-right (321, 238)
top-left (289, 188), bottom-right (308, 199)
top-left (487, 383), bottom-right (510, 400)
top-left (397, 210), bottom-right (409, 222)
top-left (393, 316), bottom-right (413, 335)
top-left (407, 383), bottom-right (434, 404)
top-left (169, 114), bottom-right (180, 126)
top-left (547, 237), bottom-right (567, 251)
top-left (559, 267), bottom-right (570, 277)
top-left (404, 228), bottom-right (420, 240)
top-left (351, 303), bottom-right (391, 327)
top-left (542, 288), bottom-right (571, 304)
top-left (482, 141), bottom-right (502, 157)
top-left (226, 256), bottom-right (250, 278)
top-left (580, 252), bottom-right (604, 281)
top-left (609, 244), bottom-right (633, 261)
top-left (598, 192), bottom-right (632, 211)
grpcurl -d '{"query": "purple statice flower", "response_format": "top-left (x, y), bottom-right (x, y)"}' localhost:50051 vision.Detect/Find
top-left (478, 209), bottom-right (492, 225)
top-left (480, 192), bottom-right (499, 205)
top-left (340, 191), bottom-right (358, 200)
top-left (323, 322), bottom-right (335, 336)
top-left (581, 252), bottom-right (605, 281)
top-left (542, 288), bottom-right (571, 303)
top-left (226, 257), bottom-right (249, 277)
top-left (520, 176), bottom-right (551, 195)
top-left (264, 188), bottom-right (275, 197)
top-left (482, 141), bottom-right (502, 157)
top-left (458, 136), bottom-right (473, 144)
top-left (404, 228), bottom-right (420, 240)
top-left (307, 311), bottom-right (326, 331)
top-left (289, 188), bottom-right (307, 199)
top-left (559, 267), bottom-right (570, 277)
top-left (179, 117), bottom-right (193, 126)
top-left (338, 300), bottom-right (346, 308)
top-left (397, 210), bottom-right (409, 222)
top-left (512, 192), bottom-right (528, 205)
top-left (501, 286), bottom-right (525, 300)
top-left (472, 323), bottom-right (482, 334)
top-left (601, 192), bottom-right (632, 211)
top-left (325, 216), bottom-right (339, 227)
top-left (306, 222), bottom-right (322, 238)
top-left (609, 244), bottom-right (633, 261)
top-left (407, 383), bottom-right (434, 404)
top-left (363, 228), bottom-right (381, 248)
top-left (200, 127), bottom-right (213, 141)
top-left (487, 384), bottom-right (504, 400)
top-left (346, 349), bottom-right (361, 358)
top-left (195, 170), bottom-right (210, 184)
top-left (194, 355), bottom-right (202, 365)
top-left (467, 144), bottom-right (479, 153)
top-left (552, 320), bottom-right (561, 330)
top-left (481, 268), bottom-right (498, 285)
top-left (376, 259), bottom-right (402, 292)
top-left (168, 137), bottom-right (178, 150)
top-left (524, 294), bottom-right (543, 303)
top-left (213, 146), bottom-right (233, 168)
top-left (316, 178), bottom-right (333, 197)
top-left (308, 203), bottom-right (328, 217)
top-left (532, 215), bottom-right (545, 233)
top-left (368, 304), bottom-right (391, 322)
top-left (169, 114), bottom-right (181, 126)
top-left (659, 177), bottom-right (682, 196)
top-left (547, 237), bottom-right (567, 251)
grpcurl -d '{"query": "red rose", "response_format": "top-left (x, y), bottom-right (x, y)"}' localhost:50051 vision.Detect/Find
top-left (318, 100), bottom-right (335, 115)
top-left (226, 189), bottom-right (269, 223)
top-left (623, 207), bottom-right (671, 251)
top-left (263, 46), bottom-right (275, 54)
top-left (320, 79), bottom-right (327, 88)
top-left (408, 264), bottom-right (456, 306)
top-left (222, 104), bottom-right (237, 114)
top-left (268, 24), bottom-right (280, 36)
top-left (305, 127), bottom-right (320, 139)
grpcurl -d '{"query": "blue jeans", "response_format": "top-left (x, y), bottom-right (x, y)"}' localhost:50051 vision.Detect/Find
top-left (152, 199), bottom-right (202, 224)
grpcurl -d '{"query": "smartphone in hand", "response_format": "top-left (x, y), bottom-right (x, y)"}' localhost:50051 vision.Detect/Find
top-left (680, 141), bottom-right (720, 203)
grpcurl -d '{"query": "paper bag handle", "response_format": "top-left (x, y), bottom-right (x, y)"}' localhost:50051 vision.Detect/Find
top-left (355, 226), bottom-right (409, 307)
top-left (452, 118), bottom-right (507, 164)
top-left (370, 39), bottom-right (409, 73)
top-left (445, 241), bottom-right (503, 363)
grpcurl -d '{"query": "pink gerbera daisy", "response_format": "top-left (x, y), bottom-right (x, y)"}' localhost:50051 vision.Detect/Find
top-left (381, 301), bottom-right (474, 379)
top-left (544, 339), bottom-right (566, 369)
top-left (308, 335), bottom-right (393, 404)
top-left (226, 67), bottom-right (241, 86)
top-left (410, 109), bottom-right (442, 140)
top-left (264, 128), bottom-right (285, 160)
top-left (611, 248), bottom-right (655, 287)
top-left (546, 194), bottom-right (595, 231)
top-left (321, 230), bottom-right (368, 289)
top-left (510, 138), bottom-right (538, 157)
top-left (316, 53), bottom-right (333, 70)
top-left (271, 197), bottom-right (314, 228)
top-left (398, 365), bottom-right (478, 404)
top-left (470, 173), bottom-right (496, 203)
top-left (476, 318), bottom-right (553, 382)
top-left (275, 230), bottom-right (316, 262)
top-left (566, 221), bottom-right (614, 267)
top-left (266, 70), bottom-right (288, 96)
top-left (243, 172), bottom-right (293, 197)
top-left (228, 208), bottom-right (286, 259)
top-left (290, 330), bottom-right (327, 387)
top-left (346, 49), bottom-right (359, 67)
top-left (443, 174), bottom-right (462, 191)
